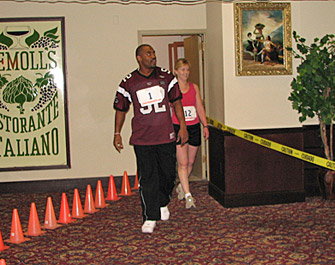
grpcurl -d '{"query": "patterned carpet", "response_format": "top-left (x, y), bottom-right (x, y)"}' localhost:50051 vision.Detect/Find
top-left (0, 181), bottom-right (335, 264)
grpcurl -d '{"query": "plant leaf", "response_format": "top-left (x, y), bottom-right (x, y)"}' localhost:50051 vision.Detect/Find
top-left (0, 32), bottom-right (13, 47)
top-left (25, 30), bottom-right (40, 47)
top-left (44, 27), bottom-right (58, 36)
top-left (45, 33), bottom-right (59, 40)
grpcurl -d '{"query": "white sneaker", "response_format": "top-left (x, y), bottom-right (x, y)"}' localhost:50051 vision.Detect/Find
top-left (185, 195), bottom-right (196, 209)
top-left (160, 206), bottom-right (170, 221)
top-left (141, 220), bottom-right (156, 233)
top-left (176, 183), bottom-right (185, 200)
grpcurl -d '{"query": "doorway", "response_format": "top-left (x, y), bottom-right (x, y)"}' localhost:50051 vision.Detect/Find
top-left (139, 30), bottom-right (208, 181)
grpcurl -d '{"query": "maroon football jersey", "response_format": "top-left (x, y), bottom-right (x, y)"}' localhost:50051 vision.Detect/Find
top-left (114, 67), bottom-right (182, 145)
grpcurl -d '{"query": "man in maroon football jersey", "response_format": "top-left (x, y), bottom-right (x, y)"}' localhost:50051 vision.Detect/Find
top-left (113, 44), bottom-right (188, 233)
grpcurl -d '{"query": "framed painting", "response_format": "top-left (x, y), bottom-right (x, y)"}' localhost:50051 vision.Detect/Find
top-left (234, 2), bottom-right (292, 76)
top-left (0, 17), bottom-right (71, 171)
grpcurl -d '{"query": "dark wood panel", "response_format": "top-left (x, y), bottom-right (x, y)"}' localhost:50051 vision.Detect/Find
top-left (302, 124), bottom-right (335, 197)
top-left (208, 126), bottom-right (305, 207)
top-left (224, 132), bottom-right (304, 194)
top-left (208, 127), bottom-right (225, 191)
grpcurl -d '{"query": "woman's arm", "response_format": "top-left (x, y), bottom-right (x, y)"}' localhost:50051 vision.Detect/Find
top-left (194, 83), bottom-right (209, 140)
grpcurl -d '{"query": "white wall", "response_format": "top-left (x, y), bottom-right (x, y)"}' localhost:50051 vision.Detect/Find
top-left (220, 1), bottom-right (335, 130)
top-left (0, 1), bottom-right (206, 182)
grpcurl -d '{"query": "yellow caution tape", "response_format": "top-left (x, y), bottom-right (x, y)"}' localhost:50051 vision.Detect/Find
top-left (207, 117), bottom-right (335, 171)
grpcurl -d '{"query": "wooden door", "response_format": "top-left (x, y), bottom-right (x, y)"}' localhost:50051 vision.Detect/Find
top-left (184, 35), bottom-right (200, 87)
top-left (167, 35), bottom-right (207, 181)
top-left (184, 35), bottom-right (207, 181)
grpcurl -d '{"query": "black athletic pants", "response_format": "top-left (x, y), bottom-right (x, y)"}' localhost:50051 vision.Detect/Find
top-left (134, 142), bottom-right (176, 222)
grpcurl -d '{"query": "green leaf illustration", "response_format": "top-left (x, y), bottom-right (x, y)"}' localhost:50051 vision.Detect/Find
top-left (35, 71), bottom-right (54, 88)
top-left (44, 27), bottom-right (58, 37)
top-left (45, 33), bottom-right (59, 40)
top-left (0, 32), bottom-right (13, 48)
top-left (0, 74), bottom-right (9, 88)
top-left (25, 30), bottom-right (40, 47)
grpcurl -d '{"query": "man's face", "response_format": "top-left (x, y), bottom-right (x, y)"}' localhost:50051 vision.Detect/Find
top-left (137, 46), bottom-right (157, 70)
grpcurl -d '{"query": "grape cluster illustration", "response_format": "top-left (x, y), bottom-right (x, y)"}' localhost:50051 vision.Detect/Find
top-left (0, 75), bottom-right (9, 111)
top-left (26, 27), bottom-right (60, 50)
top-left (0, 100), bottom-right (9, 111)
top-left (31, 72), bottom-right (57, 112)
top-left (31, 36), bottom-right (59, 49)
top-left (0, 44), bottom-right (8, 50)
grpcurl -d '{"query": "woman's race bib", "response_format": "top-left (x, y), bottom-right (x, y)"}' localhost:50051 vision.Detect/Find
top-left (184, 106), bottom-right (197, 121)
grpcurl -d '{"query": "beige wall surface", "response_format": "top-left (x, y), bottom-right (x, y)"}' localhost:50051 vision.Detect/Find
top-left (1, 1), bottom-right (335, 183)
top-left (0, 2), bottom-right (206, 182)
top-left (220, 1), bottom-right (335, 130)
top-left (142, 35), bottom-right (187, 70)
top-left (205, 1), bottom-right (224, 125)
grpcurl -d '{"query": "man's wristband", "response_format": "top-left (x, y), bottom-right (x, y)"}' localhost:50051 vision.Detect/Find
top-left (203, 125), bottom-right (208, 128)
top-left (114, 132), bottom-right (120, 135)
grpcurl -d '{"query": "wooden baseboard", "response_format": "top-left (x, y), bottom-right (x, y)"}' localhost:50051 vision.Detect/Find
top-left (209, 182), bottom-right (305, 208)
top-left (0, 175), bottom-right (135, 194)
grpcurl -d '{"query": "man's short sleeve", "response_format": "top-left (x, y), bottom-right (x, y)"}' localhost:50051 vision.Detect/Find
top-left (168, 76), bottom-right (182, 103)
top-left (113, 84), bottom-right (131, 112)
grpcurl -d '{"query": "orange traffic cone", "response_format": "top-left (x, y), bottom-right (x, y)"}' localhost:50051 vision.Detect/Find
top-left (132, 171), bottom-right (140, 190)
top-left (0, 230), bottom-right (9, 251)
top-left (0, 259), bottom-right (6, 265)
top-left (106, 175), bottom-right (121, 201)
top-left (84, 185), bottom-right (99, 214)
top-left (95, 180), bottom-right (107, 208)
top-left (58, 193), bottom-right (75, 224)
top-left (72, 189), bottom-right (87, 218)
top-left (5, 209), bottom-right (30, 244)
top-left (119, 171), bottom-right (132, 196)
top-left (25, 203), bottom-right (46, 236)
top-left (43, 197), bottom-right (62, 229)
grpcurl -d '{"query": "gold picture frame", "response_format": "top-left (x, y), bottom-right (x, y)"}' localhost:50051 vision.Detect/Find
top-left (234, 2), bottom-right (292, 76)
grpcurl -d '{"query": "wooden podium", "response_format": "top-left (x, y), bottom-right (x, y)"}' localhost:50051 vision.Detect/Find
top-left (208, 126), bottom-right (305, 208)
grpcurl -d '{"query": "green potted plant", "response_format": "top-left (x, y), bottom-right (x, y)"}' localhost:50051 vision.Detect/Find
top-left (288, 31), bottom-right (335, 200)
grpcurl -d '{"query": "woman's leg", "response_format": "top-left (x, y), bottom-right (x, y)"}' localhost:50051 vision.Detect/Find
top-left (184, 145), bottom-right (198, 208)
top-left (177, 143), bottom-right (190, 195)
top-left (187, 145), bottom-right (199, 177)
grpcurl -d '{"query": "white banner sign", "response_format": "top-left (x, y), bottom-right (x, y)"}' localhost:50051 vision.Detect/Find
top-left (0, 17), bottom-right (70, 171)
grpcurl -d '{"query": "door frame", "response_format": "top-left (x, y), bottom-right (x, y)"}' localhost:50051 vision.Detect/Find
top-left (138, 29), bottom-right (209, 181)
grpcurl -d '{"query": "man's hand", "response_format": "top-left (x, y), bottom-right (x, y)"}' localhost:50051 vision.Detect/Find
top-left (113, 134), bottom-right (124, 153)
top-left (178, 126), bottom-right (188, 146)
top-left (172, 99), bottom-right (188, 146)
top-left (114, 110), bottom-right (126, 153)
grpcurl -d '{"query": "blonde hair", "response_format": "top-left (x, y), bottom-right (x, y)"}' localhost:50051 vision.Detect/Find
top-left (174, 58), bottom-right (191, 70)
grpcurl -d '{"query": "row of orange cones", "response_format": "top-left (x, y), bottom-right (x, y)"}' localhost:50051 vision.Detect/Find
top-left (0, 171), bottom-right (138, 264)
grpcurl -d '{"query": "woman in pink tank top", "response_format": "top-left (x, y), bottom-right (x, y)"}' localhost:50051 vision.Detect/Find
top-left (172, 58), bottom-right (209, 209)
